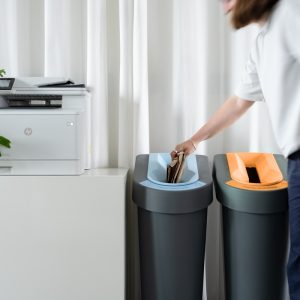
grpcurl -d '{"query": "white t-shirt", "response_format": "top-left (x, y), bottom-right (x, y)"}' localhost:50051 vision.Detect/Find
top-left (235, 0), bottom-right (300, 157)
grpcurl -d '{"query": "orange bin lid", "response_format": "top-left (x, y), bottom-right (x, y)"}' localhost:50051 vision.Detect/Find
top-left (226, 153), bottom-right (288, 191)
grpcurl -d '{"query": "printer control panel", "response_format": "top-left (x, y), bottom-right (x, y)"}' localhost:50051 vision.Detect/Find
top-left (0, 78), bottom-right (15, 90)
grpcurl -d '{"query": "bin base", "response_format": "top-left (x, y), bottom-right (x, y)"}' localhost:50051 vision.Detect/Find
top-left (138, 207), bottom-right (207, 300)
top-left (222, 207), bottom-right (288, 300)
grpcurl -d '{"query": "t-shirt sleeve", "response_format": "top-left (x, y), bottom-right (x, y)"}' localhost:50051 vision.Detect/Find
top-left (284, 0), bottom-right (300, 62)
top-left (234, 43), bottom-right (264, 102)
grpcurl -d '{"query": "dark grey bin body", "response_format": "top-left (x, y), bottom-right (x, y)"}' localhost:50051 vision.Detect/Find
top-left (213, 154), bottom-right (289, 300)
top-left (133, 154), bottom-right (213, 300)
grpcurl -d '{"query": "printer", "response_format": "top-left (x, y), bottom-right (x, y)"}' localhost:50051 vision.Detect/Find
top-left (0, 77), bottom-right (91, 175)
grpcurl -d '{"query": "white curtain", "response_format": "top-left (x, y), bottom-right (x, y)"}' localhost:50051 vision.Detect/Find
top-left (0, 0), bottom-right (285, 299)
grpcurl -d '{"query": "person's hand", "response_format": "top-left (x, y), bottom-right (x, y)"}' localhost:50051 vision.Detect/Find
top-left (171, 139), bottom-right (197, 159)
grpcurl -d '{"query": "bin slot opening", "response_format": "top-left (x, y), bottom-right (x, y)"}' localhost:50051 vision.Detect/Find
top-left (147, 153), bottom-right (199, 186)
top-left (246, 167), bottom-right (260, 183)
top-left (226, 152), bottom-right (284, 186)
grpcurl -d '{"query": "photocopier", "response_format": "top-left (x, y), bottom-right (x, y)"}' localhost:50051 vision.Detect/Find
top-left (0, 77), bottom-right (91, 175)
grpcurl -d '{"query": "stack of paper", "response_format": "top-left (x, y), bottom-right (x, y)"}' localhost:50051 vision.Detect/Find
top-left (167, 152), bottom-right (186, 183)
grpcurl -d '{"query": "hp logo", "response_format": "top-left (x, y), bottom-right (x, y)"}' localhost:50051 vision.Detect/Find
top-left (24, 128), bottom-right (33, 136)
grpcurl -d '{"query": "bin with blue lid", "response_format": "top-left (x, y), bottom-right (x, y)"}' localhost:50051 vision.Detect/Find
top-left (133, 153), bottom-right (213, 300)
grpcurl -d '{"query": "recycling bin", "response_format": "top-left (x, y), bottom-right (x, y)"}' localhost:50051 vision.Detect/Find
top-left (133, 153), bottom-right (213, 300)
top-left (213, 153), bottom-right (289, 300)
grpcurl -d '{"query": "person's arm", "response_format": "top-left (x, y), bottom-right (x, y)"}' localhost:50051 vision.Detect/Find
top-left (172, 36), bottom-right (263, 157)
top-left (172, 95), bottom-right (254, 156)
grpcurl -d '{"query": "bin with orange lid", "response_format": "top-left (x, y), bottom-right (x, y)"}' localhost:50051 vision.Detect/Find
top-left (213, 152), bottom-right (289, 300)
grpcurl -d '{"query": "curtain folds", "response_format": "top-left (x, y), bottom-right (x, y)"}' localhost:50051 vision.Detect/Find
top-left (86, 0), bottom-right (110, 168)
top-left (118, 0), bottom-right (149, 169)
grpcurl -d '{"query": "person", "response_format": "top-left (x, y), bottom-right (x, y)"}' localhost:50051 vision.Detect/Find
top-left (172, 0), bottom-right (300, 298)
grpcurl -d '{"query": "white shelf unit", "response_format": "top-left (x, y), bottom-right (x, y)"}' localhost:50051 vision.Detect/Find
top-left (0, 168), bottom-right (127, 300)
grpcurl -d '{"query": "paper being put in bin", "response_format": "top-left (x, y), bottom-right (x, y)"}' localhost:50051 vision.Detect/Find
top-left (147, 153), bottom-right (199, 186)
top-left (167, 152), bottom-right (185, 183)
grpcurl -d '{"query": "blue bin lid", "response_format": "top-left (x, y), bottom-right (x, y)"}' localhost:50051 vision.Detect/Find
top-left (147, 153), bottom-right (199, 186)
top-left (133, 154), bottom-right (213, 214)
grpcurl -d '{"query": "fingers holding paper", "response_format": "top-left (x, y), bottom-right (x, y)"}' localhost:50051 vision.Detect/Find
top-left (171, 139), bottom-right (197, 159)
